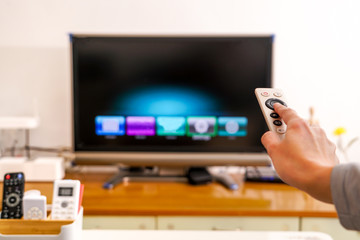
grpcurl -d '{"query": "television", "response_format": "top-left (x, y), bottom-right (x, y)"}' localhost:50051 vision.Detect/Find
top-left (71, 34), bottom-right (273, 167)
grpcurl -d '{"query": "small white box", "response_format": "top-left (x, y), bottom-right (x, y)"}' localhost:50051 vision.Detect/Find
top-left (0, 157), bottom-right (64, 181)
top-left (0, 157), bottom-right (27, 176)
top-left (23, 191), bottom-right (47, 220)
top-left (0, 116), bottom-right (39, 129)
top-left (25, 157), bottom-right (65, 181)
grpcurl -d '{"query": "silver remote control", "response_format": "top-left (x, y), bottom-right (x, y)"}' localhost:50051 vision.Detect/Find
top-left (255, 88), bottom-right (288, 135)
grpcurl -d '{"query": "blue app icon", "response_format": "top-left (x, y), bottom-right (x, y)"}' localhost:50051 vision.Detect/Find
top-left (95, 116), bottom-right (125, 136)
top-left (218, 117), bottom-right (247, 136)
top-left (156, 117), bottom-right (186, 136)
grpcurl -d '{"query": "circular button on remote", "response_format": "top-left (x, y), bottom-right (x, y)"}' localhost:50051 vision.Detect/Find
top-left (273, 92), bottom-right (283, 97)
top-left (270, 112), bottom-right (280, 118)
top-left (277, 127), bottom-right (287, 134)
top-left (265, 98), bottom-right (287, 110)
top-left (261, 91), bottom-right (270, 97)
top-left (273, 120), bottom-right (283, 126)
top-left (61, 201), bottom-right (69, 208)
top-left (6, 193), bottom-right (20, 207)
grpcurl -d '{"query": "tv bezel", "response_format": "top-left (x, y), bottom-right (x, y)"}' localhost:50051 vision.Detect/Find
top-left (70, 34), bottom-right (272, 167)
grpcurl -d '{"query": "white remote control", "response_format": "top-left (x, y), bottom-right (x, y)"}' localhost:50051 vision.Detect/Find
top-left (255, 88), bottom-right (288, 135)
top-left (51, 179), bottom-right (81, 220)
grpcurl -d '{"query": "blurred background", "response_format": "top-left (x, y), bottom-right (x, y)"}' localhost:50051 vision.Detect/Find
top-left (0, 0), bottom-right (359, 162)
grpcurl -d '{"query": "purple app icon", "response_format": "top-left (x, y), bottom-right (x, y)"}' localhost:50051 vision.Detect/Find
top-left (126, 116), bottom-right (156, 136)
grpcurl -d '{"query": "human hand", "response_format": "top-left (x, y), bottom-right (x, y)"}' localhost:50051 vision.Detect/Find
top-left (261, 103), bottom-right (339, 203)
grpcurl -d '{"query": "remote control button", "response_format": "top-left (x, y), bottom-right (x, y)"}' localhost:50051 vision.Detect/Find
top-left (276, 128), bottom-right (286, 134)
top-left (265, 98), bottom-right (287, 110)
top-left (61, 201), bottom-right (69, 208)
top-left (273, 92), bottom-right (283, 97)
top-left (6, 193), bottom-right (20, 207)
top-left (273, 120), bottom-right (283, 126)
top-left (270, 112), bottom-right (280, 118)
top-left (261, 91), bottom-right (270, 97)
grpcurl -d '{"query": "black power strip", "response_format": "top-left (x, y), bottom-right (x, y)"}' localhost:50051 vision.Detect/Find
top-left (245, 166), bottom-right (284, 183)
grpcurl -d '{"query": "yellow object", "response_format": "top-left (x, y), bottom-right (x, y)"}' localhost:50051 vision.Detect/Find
top-left (333, 127), bottom-right (347, 136)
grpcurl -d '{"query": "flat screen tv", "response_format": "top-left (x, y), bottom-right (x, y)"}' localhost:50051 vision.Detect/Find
top-left (71, 34), bottom-right (273, 167)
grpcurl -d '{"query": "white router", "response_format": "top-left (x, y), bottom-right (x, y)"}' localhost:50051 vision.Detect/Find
top-left (0, 157), bottom-right (65, 181)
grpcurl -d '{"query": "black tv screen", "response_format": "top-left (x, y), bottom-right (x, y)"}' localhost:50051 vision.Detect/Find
top-left (72, 35), bottom-right (272, 155)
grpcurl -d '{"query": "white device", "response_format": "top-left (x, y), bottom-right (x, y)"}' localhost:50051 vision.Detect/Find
top-left (51, 179), bottom-right (81, 220)
top-left (0, 157), bottom-right (65, 182)
top-left (255, 88), bottom-right (288, 136)
top-left (23, 190), bottom-right (47, 220)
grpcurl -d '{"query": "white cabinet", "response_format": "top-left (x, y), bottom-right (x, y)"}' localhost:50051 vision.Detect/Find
top-left (83, 216), bottom-right (299, 231)
top-left (84, 214), bottom-right (360, 240)
top-left (83, 216), bottom-right (156, 230)
top-left (301, 217), bottom-right (360, 240)
top-left (157, 216), bottom-right (299, 231)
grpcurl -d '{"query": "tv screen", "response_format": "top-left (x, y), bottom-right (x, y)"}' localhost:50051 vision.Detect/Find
top-left (71, 35), bottom-right (273, 166)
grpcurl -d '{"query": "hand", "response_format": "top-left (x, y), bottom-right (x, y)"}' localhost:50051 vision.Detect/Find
top-left (261, 103), bottom-right (339, 203)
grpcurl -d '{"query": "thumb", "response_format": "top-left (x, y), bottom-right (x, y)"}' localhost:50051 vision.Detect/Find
top-left (261, 131), bottom-right (281, 153)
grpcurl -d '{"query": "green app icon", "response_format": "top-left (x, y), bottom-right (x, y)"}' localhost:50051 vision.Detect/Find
top-left (186, 116), bottom-right (217, 137)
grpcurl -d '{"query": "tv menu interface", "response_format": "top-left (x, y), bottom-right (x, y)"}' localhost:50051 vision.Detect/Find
top-left (96, 115), bottom-right (248, 138)
top-left (72, 36), bottom-right (272, 152)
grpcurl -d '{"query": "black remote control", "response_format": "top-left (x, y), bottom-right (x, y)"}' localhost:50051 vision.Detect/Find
top-left (1, 172), bottom-right (25, 219)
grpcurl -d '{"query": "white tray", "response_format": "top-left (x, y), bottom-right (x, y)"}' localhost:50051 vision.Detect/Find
top-left (0, 207), bottom-right (83, 240)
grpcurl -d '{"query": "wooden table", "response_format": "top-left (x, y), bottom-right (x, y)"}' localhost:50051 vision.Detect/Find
top-left (0, 171), bottom-right (337, 218)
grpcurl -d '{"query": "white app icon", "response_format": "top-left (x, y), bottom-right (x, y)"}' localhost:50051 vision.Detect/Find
top-left (225, 121), bottom-right (239, 134)
top-left (194, 120), bottom-right (209, 134)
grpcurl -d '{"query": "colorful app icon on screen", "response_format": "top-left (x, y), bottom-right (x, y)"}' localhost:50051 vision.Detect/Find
top-left (95, 116), bottom-right (125, 136)
top-left (126, 116), bottom-right (156, 136)
top-left (187, 116), bottom-right (217, 137)
top-left (156, 117), bottom-right (186, 136)
top-left (218, 117), bottom-right (247, 136)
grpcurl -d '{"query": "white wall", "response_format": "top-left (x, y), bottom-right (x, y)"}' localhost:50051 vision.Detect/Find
top-left (0, 0), bottom-right (360, 161)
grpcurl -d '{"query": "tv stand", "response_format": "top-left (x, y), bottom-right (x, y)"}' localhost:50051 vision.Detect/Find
top-left (102, 166), bottom-right (236, 190)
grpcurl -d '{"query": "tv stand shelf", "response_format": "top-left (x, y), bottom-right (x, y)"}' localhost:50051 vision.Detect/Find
top-left (72, 171), bottom-right (336, 217)
top-left (0, 171), bottom-right (335, 217)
